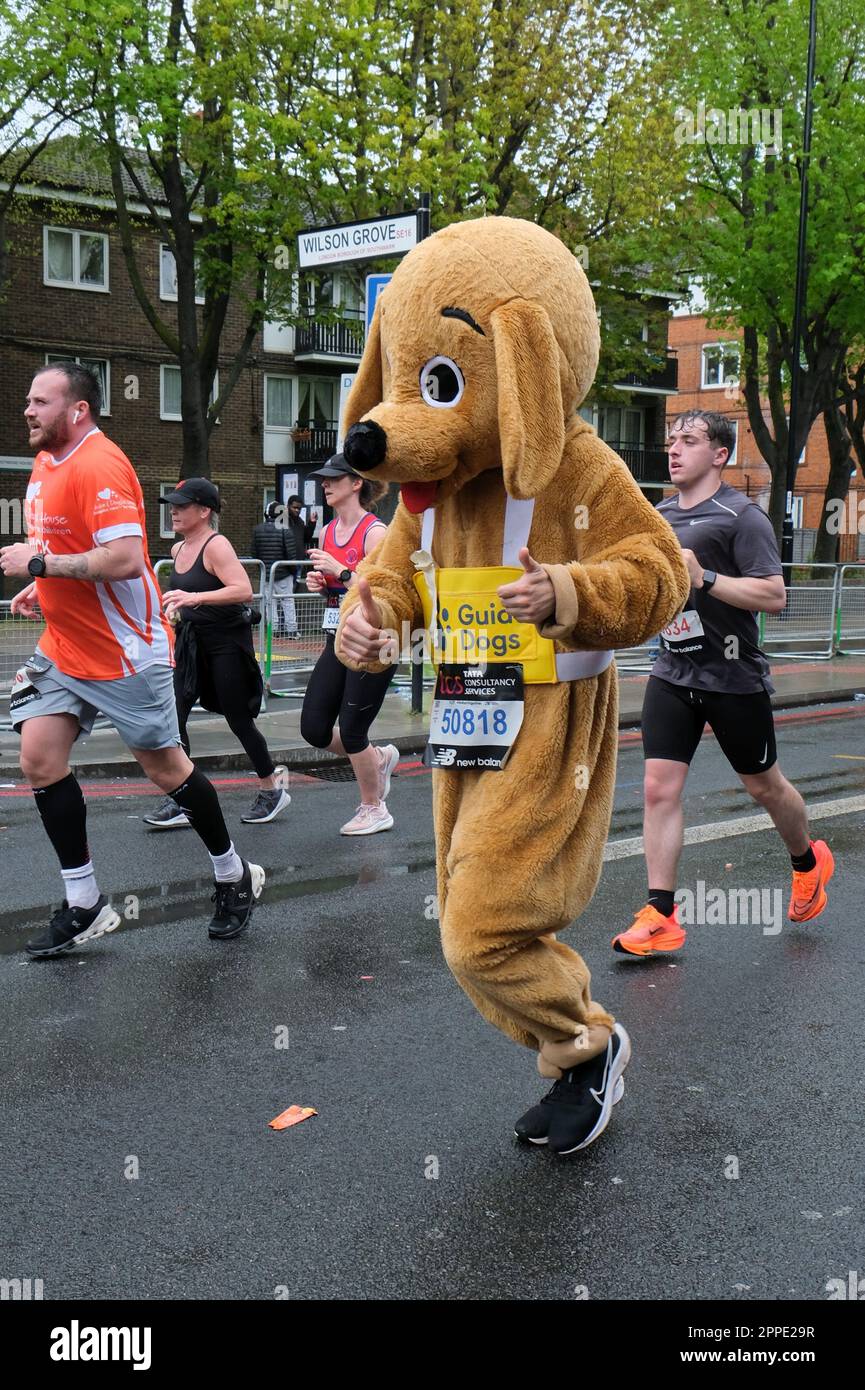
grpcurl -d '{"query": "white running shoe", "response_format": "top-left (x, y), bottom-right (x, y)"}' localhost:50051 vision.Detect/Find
top-left (376, 744), bottom-right (400, 801)
top-left (340, 801), bottom-right (394, 836)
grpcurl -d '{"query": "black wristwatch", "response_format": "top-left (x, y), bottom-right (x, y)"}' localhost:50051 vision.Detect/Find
top-left (701, 569), bottom-right (717, 591)
top-left (339, 568), bottom-right (352, 585)
top-left (27, 554), bottom-right (47, 578)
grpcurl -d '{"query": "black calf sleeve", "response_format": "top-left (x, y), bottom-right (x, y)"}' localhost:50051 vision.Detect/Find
top-left (169, 767), bottom-right (232, 857)
top-left (33, 772), bottom-right (90, 870)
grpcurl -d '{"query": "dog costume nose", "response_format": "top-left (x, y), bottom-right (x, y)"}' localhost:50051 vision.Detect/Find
top-left (344, 420), bottom-right (387, 471)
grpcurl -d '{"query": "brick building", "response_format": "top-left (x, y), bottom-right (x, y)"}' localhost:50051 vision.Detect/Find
top-left (0, 145), bottom-right (368, 595)
top-left (1, 144), bottom-right (683, 599)
top-left (668, 304), bottom-right (862, 560)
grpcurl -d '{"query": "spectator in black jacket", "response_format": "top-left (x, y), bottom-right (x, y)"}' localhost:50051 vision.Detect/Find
top-left (285, 496), bottom-right (318, 584)
top-left (252, 503), bottom-right (297, 637)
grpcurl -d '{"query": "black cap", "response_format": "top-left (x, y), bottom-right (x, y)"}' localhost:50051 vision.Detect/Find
top-left (309, 453), bottom-right (360, 481)
top-left (160, 477), bottom-right (221, 512)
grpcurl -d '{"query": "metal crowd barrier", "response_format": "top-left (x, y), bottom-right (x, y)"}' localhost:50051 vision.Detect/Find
top-left (835, 564), bottom-right (865, 655)
top-left (0, 599), bottom-right (46, 702)
top-left (262, 560), bottom-right (326, 696)
top-left (1, 562), bottom-right (856, 719)
top-left (758, 563), bottom-right (838, 661)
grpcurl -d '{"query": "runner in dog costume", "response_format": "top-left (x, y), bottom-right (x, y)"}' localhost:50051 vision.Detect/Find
top-left (337, 216), bottom-right (689, 1153)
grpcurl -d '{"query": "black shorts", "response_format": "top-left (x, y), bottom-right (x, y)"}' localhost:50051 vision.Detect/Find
top-left (641, 676), bottom-right (777, 775)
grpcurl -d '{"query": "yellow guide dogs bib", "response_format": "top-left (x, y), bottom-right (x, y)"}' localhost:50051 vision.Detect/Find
top-left (411, 496), bottom-right (612, 685)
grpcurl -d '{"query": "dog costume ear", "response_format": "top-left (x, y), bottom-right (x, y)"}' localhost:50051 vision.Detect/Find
top-left (490, 298), bottom-right (566, 499)
top-left (343, 302), bottom-right (384, 432)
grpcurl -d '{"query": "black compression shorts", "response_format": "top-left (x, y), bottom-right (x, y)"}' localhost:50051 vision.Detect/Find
top-left (641, 675), bottom-right (777, 775)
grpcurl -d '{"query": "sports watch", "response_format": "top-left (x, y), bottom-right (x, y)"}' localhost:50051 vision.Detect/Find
top-left (27, 554), bottom-right (47, 578)
top-left (701, 569), bottom-right (717, 591)
top-left (339, 568), bottom-right (352, 585)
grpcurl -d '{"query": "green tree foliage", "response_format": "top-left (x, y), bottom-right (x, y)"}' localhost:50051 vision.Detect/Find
top-left (3, 0), bottom-right (681, 470)
top-left (651, 0), bottom-right (865, 544)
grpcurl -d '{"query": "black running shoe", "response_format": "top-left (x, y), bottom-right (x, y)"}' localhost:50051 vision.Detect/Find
top-left (208, 861), bottom-right (265, 939)
top-left (143, 796), bottom-right (190, 829)
top-left (26, 896), bottom-right (122, 959)
top-left (514, 1024), bottom-right (631, 1153)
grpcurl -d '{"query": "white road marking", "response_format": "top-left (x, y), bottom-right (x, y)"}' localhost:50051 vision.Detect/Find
top-left (604, 793), bottom-right (865, 862)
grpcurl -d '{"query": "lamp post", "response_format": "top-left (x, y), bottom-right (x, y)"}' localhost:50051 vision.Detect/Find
top-left (781, 0), bottom-right (818, 580)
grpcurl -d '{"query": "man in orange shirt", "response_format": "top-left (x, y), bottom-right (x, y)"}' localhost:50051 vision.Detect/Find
top-left (0, 362), bottom-right (266, 956)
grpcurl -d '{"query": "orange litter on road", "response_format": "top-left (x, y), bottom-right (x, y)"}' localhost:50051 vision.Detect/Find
top-left (269, 1105), bottom-right (317, 1131)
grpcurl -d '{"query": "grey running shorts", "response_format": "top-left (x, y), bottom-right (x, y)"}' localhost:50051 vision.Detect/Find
top-left (10, 649), bottom-right (181, 751)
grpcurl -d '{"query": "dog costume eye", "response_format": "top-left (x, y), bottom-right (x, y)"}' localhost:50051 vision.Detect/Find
top-left (420, 357), bottom-right (465, 408)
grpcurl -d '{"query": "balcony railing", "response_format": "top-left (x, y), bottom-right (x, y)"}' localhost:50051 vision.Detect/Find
top-left (292, 423), bottom-right (338, 463)
top-left (294, 310), bottom-right (364, 361)
top-left (615, 352), bottom-right (679, 394)
top-left (606, 443), bottom-right (670, 485)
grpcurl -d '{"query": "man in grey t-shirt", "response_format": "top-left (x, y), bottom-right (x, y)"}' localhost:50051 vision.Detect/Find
top-left (612, 409), bottom-right (834, 958)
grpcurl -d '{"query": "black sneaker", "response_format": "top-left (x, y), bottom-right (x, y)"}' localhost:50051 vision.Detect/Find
top-left (514, 1024), bottom-right (631, 1154)
top-left (26, 896), bottom-right (122, 959)
top-left (143, 796), bottom-right (190, 829)
top-left (208, 861), bottom-right (266, 939)
top-left (240, 788), bottom-right (291, 824)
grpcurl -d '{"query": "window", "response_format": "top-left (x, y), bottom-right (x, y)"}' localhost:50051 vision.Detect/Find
top-left (44, 227), bottom-right (108, 291)
top-left (159, 482), bottom-right (179, 541)
top-left (44, 354), bottom-right (110, 415)
top-left (701, 342), bottom-right (740, 389)
top-left (296, 377), bottom-right (337, 429)
top-left (599, 407), bottom-right (645, 447)
top-left (159, 244), bottom-right (205, 303)
top-left (160, 365), bottom-right (218, 421)
top-left (264, 375), bottom-right (294, 429)
top-left (300, 270), bottom-right (363, 318)
top-left (790, 495), bottom-right (804, 528)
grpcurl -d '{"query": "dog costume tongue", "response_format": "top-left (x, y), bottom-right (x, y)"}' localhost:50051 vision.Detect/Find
top-left (401, 480), bottom-right (439, 514)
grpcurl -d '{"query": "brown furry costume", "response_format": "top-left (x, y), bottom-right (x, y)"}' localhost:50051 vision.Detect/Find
top-left (336, 217), bottom-right (689, 1055)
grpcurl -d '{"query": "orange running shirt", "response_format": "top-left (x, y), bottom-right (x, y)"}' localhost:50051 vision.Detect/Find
top-left (24, 429), bottom-right (174, 679)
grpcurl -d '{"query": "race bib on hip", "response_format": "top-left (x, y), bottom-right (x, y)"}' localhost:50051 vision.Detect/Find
top-left (424, 663), bottom-right (524, 771)
top-left (322, 596), bottom-right (343, 633)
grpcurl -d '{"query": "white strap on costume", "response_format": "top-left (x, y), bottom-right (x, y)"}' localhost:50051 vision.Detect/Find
top-left (415, 496), bottom-right (613, 681)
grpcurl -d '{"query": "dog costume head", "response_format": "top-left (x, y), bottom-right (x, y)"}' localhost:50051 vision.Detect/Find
top-left (342, 217), bottom-right (600, 510)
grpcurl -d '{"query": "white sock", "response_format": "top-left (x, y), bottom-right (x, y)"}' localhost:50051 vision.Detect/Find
top-left (61, 862), bottom-right (101, 910)
top-left (210, 843), bottom-right (244, 883)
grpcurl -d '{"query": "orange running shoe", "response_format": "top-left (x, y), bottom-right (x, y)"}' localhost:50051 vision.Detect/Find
top-left (788, 839), bottom-right (834, 922)
top-left (612, 904), bottom-right (686, 957)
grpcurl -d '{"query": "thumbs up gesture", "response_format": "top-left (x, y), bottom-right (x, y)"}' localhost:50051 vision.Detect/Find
top-left (339, 577), bottom-right (390, 662)
top-left (497, 548), bottom-right (556, 624)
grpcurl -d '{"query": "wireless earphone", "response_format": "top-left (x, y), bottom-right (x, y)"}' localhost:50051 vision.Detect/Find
top-left (72, 410), bottom-right (80, 423)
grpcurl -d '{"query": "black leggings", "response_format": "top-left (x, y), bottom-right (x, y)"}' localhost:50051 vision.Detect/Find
top-left (301, 636), bottom-right (397, 755)
top-left (175, 638), bottom-right (274, 780)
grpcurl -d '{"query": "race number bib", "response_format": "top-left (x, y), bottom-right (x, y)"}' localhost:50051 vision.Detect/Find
top-left (424, 663), bottom-right (524, 771)
top-left (322, 596), bottom-right (343, 633)
top-left (661, 609), bottom-right (705, 645)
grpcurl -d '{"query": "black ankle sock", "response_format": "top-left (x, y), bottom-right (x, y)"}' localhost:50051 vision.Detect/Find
top-left (791, 845), bottom-right (816, 872)
top-left (169, 768), bottom-right (231, 856)
top-left (647, 888), bottom-right (676, 918)
top-left (33, 773), bottom-right (90, 869)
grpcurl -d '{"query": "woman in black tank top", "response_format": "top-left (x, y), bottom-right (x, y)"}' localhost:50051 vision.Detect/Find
top-left (143, 481), bottom-right (291, 829)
